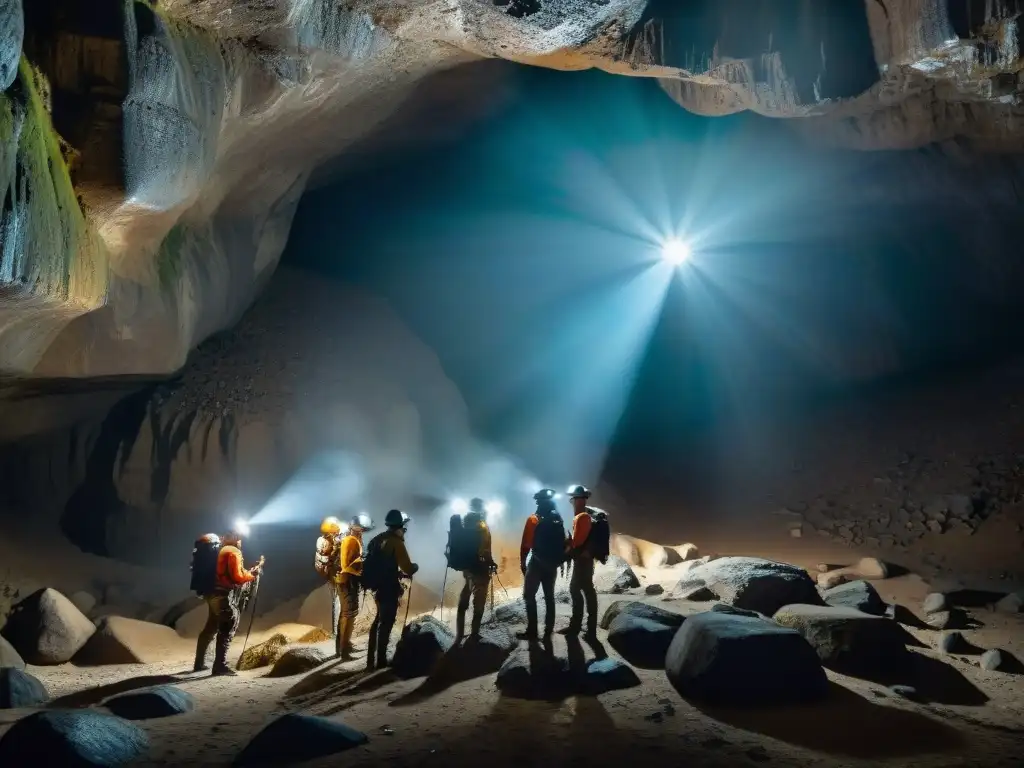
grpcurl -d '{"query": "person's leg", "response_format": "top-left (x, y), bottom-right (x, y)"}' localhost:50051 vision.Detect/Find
top-left (456, 575), bottom-right (471, 639)
top-left (522, 560), bottom-right (541, 639)
top-left (579, 557), bottom-right (598, 636)
top-left (367, 594), bottom-right (382, 670)
top-left (376, 597), bottom-right (399, 668)
top-left (470, 574), bottom-right (488, 637)
top-left (338, 580), bottom-right (359, 659)
top-left (330, 582), bottom-right (340, 639)
top-left (193, 596), bottom-right (219, 671)
top-left (564, 558), bottom-right (584, 633)
top-left (539, 567), bottom-right (556, 638)
top-left (213, 592), bottom-right (241, 675)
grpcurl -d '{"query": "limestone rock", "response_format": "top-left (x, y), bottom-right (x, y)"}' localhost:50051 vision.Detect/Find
top-left (773, 604), bottom-right (909, 677)
top-left (0, 667), bottom-right (49, 708)
top-left (980, 649), bottom-right (1008, 672)
top-left (673, 557), bottom-right (822, 616)
top-left (74, 616), bottom-right (182, 665)
top-left (0, 710), bottom-right (149, 765)
top-left (0, 588), bottom-right (96, 664)
top-left (922, 592), bottom-right (947, 614)
top-left (391, 616), bottom-right (454, 679)
top-left (582, 657), bottom-right (641, 695)
top-left (665, 611), bottom-right (828, 706)
top-left (645, 584), bottom-right (665, 596)
top-left (995, 592), bottom-right (1022, 614)
top-left (822, 580), bottom-right (886, 616)
top-left (268, 647), bottom-right (329, 678)
top-left (103, 685), bottom-right (195, 720)
top-left (599, 600), bottom-right (686, 631)
top-left (234, 713), bottom-right (368, 766)
top-left (593, 555), bottom-right (640, 594)
top-left (0, 635), bottom-right (25, 671)
top-left (606, 613), bottom-right (679, 669)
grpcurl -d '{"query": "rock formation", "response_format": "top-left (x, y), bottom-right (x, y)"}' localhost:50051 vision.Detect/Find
top-left (4, 0), bottom-right (1024, 383)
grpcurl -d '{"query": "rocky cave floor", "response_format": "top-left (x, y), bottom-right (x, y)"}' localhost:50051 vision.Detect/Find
top-left (1, 531), bottom-right (1022, 768)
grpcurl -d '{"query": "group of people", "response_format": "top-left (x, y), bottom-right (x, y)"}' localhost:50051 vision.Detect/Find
top-left (189, 485), bottom-right (609, 677)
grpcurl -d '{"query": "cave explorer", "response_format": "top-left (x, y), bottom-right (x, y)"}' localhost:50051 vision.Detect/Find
top-left (192, 528), bottom-right (264, 676)
top-left (314, 516), bottom-right (345, 639)
top-left (335, 513), bottom-right (372, 659)
top-left (560, 485), bottom-right (610, 639)
top-left (447, 497), bottom-right (497, 643)
top-left (359, 509), bottom-right (419, 670)
top-left (519, 488), bottom-right (567, 643)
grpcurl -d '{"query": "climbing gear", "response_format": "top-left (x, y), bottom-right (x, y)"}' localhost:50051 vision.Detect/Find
top-left (314, 534), bottom-right (338, 580)
top-left (402, 577), bottom-right (413, 632)
top-left (234, 569), bottom-right (263, 670)
top-left (190, 534), bottom-right (222, 597)
top-left (585, 508), bottom-right (611, 564)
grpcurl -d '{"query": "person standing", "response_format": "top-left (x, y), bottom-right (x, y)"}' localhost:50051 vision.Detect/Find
top-left (454, 498), bottom-right (496, 642)
top-left (335, 514), bottom-right (372, 659)
top-left (519, 489), bottom-right (566, 643)
top-left (560, 485), bottom-right (602, 638)
top-left (361, 509), bottom-right (419, 670)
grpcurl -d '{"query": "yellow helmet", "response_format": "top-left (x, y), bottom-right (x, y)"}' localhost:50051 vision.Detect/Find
top-left (320, 516), bottom-right (342, 535)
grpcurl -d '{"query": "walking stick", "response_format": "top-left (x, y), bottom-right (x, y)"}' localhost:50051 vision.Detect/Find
top-left (493, 572), bottom-right (510, 599)
top-left (402, 576), bottom-right (413, 632)
top-left (436, 564), bottom-right (448, 621)
top-left (235, 569), bottom-right (263, 670)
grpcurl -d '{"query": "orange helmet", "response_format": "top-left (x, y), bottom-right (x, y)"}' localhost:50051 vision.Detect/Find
top-left (320, 516), bottom-right (343, 535)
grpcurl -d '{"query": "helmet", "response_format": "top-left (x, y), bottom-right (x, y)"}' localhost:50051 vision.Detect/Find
top-left (350, 513), bottom-right (373, 531)
top-left (469, 497), bottom-right (485, 514)
top-left (321, 516), bottom-right (342, 535)
top-left (384, 509), bottom-right (410, 528)
top-left (568, 485), bottom-right (591, 499)
top-left (533, 488), bottom-right (557, 502)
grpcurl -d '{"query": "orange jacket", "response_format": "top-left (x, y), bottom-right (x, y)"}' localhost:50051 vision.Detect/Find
top-left (520, 514), bottom-right (539, 563)
top-left (216, 545), bottom-right (256, 589)
top-left (570, 511), bottom-right (592, 554)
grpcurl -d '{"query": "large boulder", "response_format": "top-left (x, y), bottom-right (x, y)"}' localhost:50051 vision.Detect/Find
top-left (268, 647), bottom-right (329, 678)
top-left (610, 534), bottom-right (671, 568)
top-left (599, 600), bottom-right (686, 630)
top-left (0, 709), bottom-right (149, 765)
top-left (673, 557), bottom-right (822, 616)
top-left (607, 613), bottom-right (679, 668)
top-left (593, 556), bottom-right (640, 594)
top-left (74, 616), bottom-right (183, 665)
top-left (234, 713), bottom-right (368, 766)
top-left (496, 646), bottom-right (574, 699)
top-left (103, 685), bottom-right (195, 720)
top-left (821, 580), bottom-right (887, 617)
top-left (665, 611), bottom-right (828, 706)
top-left (0, 667), bottom-right (49, 708)
top-left (773, 604), bottom-right (910, 677)
top-left (1, 588), bottom-right (96, 664)
top-left (0, 635), bottom-right (25, 670)
top-left (391, 616), bottom-right (454, 679)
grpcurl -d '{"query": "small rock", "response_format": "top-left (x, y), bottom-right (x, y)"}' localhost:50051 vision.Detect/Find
top-left (889, 684), bottom-right (920, 700)
top-left (815, 563), bottom-right (830, 574)
top-left (0, 668), bottom-right (49, 709)
top-left (789, 527), bottom-right (802, 538)
top-left (391, 616), bottom-right (454, 679)
top-left (980, 649), bottom-right (1005, 672)
top-left (922, 593), bottom-right (947, 614)
top-left (234, 713), bottom-right (368, 766)
top-left (817, 570), bottom-right (849, 589)
top-left (938, 631), bottom-right (969, 654)
top-left (645, 584), bottom-right (664, 596)
top-left (268, 647), bottom-right (329, 677)
top-left (582, 657), bottom-right (641, 695)
top-left (994, 592), bottom-right (1022, 614)
top-left (822, 580), bottom-right (886, 616)
top-left (103, 685), bottom-right (194, 720)
top-left (0, 636), bottom-right (25, 671)
top-left (926, 520), bottom-right (943, 534)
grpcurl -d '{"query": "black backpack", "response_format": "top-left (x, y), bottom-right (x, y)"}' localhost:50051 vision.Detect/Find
top-left (585, 510), bottom-right (611, 564)
top-left (190, 534), bottom-right (222, 596)
top-left (360, 532), bottom-right (394, 592)
top-left (531, 509), bottom-right (566, 567)
top-left (447, 512), bottom-right (486, 572)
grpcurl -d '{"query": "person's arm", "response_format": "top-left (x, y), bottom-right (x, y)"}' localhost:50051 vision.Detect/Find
top-left (479, 524), bottom-right (494, 569)
top-left (520, 516), bottom-right (537, 570)
top-left (391, 538), bottom-right (418, 577)
top-left (340, 536), bottom-right (363, 576)
top-left (225, 548), bottom-right (256, 585)
top-left (571, 513), bottom-right (592, 553)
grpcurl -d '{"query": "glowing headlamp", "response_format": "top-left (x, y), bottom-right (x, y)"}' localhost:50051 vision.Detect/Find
top-left (661, 237), bottom-right (692, 266)
top-left (233, 517), bottom-right (251, 537)
top-left (450, 497), bottom-right (469, 514)
top-left (484, 499), bottom-right (505, 518)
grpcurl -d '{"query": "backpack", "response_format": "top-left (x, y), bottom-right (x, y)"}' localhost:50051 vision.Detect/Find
top-left (190, 534), bottom-right (222, 596)
top-left (531, 509), bottom-right (566, 567)
top-left (585, 508), bottom-right (611, 564)
top-left (313, 534), bottom-right (337, 580)
top-left (447, 513), bottom-right (486, 572)
top-left (360, 531), bottom-right (394, 592)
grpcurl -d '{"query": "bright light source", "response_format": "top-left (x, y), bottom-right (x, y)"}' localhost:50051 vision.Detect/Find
top-left (451, 497), bottom-right (469, 514)
top-left (233, 517), bottom-right (251, 537)
top-left (484, 499), bottom-right (505, 519)
top-left (661, 238), bottom-right (692, 266)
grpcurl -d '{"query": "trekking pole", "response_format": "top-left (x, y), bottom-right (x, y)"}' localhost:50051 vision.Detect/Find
top-left (235, 569), bottom-right (262, 670)
top-left (489, 577), bottom-right (495, 623)
top-left (402, 577), bottom-right (413, 632)
top-left (436, 564), bottom-right (448, 621)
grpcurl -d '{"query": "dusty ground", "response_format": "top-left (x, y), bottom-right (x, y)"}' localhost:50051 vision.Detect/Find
top-left (2, 536), bottom-right (1021, 768)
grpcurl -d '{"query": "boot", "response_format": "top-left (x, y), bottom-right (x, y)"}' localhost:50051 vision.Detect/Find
top-left (337, 616), bottom-right (357, 660)
top-left (193, 640), bottom-right (211, 672)
top-left (469, 611), bottom-right (482, 641)
top-left (212, 633), bottom-right (236, 676)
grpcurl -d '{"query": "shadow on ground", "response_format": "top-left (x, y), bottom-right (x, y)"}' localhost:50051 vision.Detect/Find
top-left (695, 681), bottom-right (968, 759)
top-left (390, 638), bottom-right (512, 706)
top-left (49, 673), bottom-right (189, 708)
